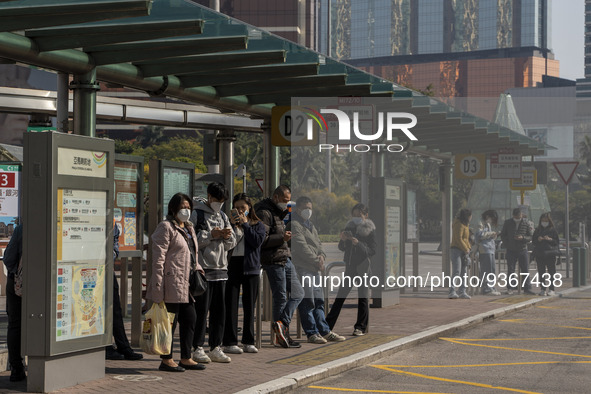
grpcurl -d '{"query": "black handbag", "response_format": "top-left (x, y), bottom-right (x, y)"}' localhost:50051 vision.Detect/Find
top-left (189, 269), bottom-right (207, 297)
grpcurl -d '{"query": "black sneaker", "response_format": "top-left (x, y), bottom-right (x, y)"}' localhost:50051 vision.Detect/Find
top-left (9, 367), bottom-right (26, 382)
top-left (273, 321), bottom-right (288, 348)
top-left (284, 328), bottom-right (301, 348)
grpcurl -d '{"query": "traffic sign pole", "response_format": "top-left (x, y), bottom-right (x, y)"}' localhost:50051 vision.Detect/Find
top-left (552, 162), bottom-right (579, 279)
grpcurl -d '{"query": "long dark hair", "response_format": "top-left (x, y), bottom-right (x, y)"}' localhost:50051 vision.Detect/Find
top-left (537, 212), bottom-right (555, 229)
top-left (232, 193), bottom-right (260, 222)
top-left (167, 192), bottom-right (192, 218)
top-left (457, 208), bottom-right (472, 226)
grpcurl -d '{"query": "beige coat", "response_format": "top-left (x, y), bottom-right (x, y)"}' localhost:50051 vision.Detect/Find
top-left (146, 219), bottom-right (202, 304)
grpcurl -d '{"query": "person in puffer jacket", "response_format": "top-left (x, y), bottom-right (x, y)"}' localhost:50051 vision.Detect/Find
top-left (325, 203), bottom-right (376, 336)
top-left (475, 210), bottom-right (501, 296)
top-left (532, 212), bottom-right (560, 296)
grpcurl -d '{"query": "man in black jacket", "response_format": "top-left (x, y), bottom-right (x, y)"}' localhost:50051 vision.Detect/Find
top-left (500, 208), bottom-right (535, 295)
top-left (254, 185), bottom-right (304, 348)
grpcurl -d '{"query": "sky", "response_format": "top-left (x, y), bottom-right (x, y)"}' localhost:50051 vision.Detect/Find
top-left (551, 0), bottom-right (585, 80)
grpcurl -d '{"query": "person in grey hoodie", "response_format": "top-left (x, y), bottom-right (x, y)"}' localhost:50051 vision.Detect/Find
top-left (475, 210), bottom-right (501, 296)
top-left (190, 182), bottom-right (237, 364)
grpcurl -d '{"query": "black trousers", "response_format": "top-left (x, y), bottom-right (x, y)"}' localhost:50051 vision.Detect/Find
top-left (161, 301), bottom-right (196, 360)
top-left (6, 274), bottom-right (23, 369)
top-left (223, 258), bottom-right (259, 346)
top-left (109, 272), bottom-right (132, 353)
top-left (325, 269), bottom-right (369, 332)
top-left (193, 280), bottom-right (226, 349)
top-left (536, 255), bottom-right (557, 291)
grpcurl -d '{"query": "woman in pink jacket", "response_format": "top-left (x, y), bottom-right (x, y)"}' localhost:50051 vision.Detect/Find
top-left (147, 193), bottom-right (206, 372)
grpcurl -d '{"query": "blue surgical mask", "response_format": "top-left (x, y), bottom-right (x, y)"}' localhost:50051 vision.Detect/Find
top-left (244, 210), bottom-right (249, 217)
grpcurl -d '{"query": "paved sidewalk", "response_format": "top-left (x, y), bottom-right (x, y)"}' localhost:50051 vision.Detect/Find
top-left (0, 282), bottom-right (583, 393)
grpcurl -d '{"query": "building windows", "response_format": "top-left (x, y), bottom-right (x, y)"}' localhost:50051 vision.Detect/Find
top-left (417, 0), bottom-right (443, 54)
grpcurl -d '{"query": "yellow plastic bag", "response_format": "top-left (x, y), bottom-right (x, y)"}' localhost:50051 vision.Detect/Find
top-left (140, 302), bottom-right (175, 355)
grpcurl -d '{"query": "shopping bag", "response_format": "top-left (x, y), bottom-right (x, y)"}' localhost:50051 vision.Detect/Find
top-left (140, 302), bottom-right (175, 355)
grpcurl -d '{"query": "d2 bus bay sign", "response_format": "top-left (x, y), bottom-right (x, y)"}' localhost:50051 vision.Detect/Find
top-left (271, 105), bottom-right (417, 152)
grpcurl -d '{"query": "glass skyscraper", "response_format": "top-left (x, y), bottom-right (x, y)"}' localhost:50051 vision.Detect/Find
top-left (321, 0), bottom-right (551, 59)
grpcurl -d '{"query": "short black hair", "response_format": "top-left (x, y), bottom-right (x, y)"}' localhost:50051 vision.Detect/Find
top-left (351, 203), bottom-right (368, 216)
top-left (273, 184), bottom-right (291, 198)
top-left (207, 182), bottom-right (229, 202)
top-left (295, 196), bottom-right (312, 207)
top-left (167, 192), bottom-right (192, 217)
top-left (481, 210), bottom-right (498, 226)
top-left (512, 207), bottom-right (522, 217)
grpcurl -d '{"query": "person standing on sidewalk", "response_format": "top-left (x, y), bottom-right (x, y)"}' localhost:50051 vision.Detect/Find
top-left (475, 210), bottom-right (501, 296)
top-left (326, 203), bottom-right (376, 336)
top-left (288, 196), bottom-right (346, 344)
top-left (532, 212), bottom-right (560, 296)
top-left (3, 223), bottom-right (26, 382)
top-left (147, 193), bottom-right (206, 372)
top-left (222, 193), bottom-right (266, 355)
top-left (254, 185), bottom-right (304, 348)
top-left (106, 223), bottom-right (143, 361)
top-left (449, 208), bottom-right (472, 299)
top-left (191, 182), bottom-right (237, 363)
top-left (500, 208), bottom-right (535, 295)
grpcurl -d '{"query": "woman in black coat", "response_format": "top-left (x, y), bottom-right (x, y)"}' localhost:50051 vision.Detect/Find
top-left (326, 203), bottom-right (376, 336)
top-left (222, 193), bottom-right (266, 354)
top-left (532, 212), bottom-right (560, 296)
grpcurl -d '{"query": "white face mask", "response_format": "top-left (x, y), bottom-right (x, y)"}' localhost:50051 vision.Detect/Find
top-left (352, 217), bottom-right (364, 225)
top-left (210, 202), bottom-right (223, 213)
top-left (300, 209), bottom-right (312, 221)
top-left (486, 219), bottom-right (492, 224)
top-left (177, 208), bottom-right (191, 223)
top-left (541, 221), bottom-right (549, 228)
top-left (513, 217), bottom-right (521, 223)
top-left (276, 202), bottom-right (288, 211)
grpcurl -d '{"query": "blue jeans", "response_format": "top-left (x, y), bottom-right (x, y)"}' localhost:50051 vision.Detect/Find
top-left (296, 268), bottom-right (331, 337)
top-left (506, 249), bottom-right (531, 291)
top-left (450, 247), bottom-right (468, 295)
top-left (479, 253), bottom-right (496, 292)
top-left (263, 258), bottom-right (304, 326)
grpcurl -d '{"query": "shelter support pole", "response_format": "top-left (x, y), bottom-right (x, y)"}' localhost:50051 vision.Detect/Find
top-left (57, 72), bottom-right (69, 133)
top-left (262, 121), bottom-right (279, 196)
top-left (71, 69), bottom-right (99, 137)
top-left (218, 130), bottom-right (236, 215)
top-left (371, 149), bottom-right (384, 178)
top-left (361, 154), bottom-right (369, 205)
top-left (441, 160), bottom-right (453, 277)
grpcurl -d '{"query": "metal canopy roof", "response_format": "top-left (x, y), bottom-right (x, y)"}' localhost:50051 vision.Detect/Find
top-left (0, 0), bottom-right (548, 157)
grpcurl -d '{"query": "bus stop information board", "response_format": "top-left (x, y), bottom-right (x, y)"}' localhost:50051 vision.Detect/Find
top-left (23, 133), bottom-right (114, 360)
top-left (56, 189), bottom-right (107, 341)
top-left (114, 160), bottom-right (140, 251)
top-left (0, 163), bottom-right (21, 242)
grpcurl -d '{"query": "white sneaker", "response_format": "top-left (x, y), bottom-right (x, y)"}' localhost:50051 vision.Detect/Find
top-left (547, 290), bottom-right (555, 296)
top-left (223, 345), bottom-right (243, 354)
top-left (192, 346), bottom-right (211, 363)
top-left (538, 290), bottom-right (547, 296)
top-left (308, 334), bottom-right (327, 344)
top-left (352, 329), bottom-right (365, 336)
top-left (324, 331), bottom-right (346, 342)
top-left (243, 344), bottom-right (258, 353)
top-left (209, 346), bottom-right (231, 363)
top-left (458, 292), bottom-right (471, 299)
